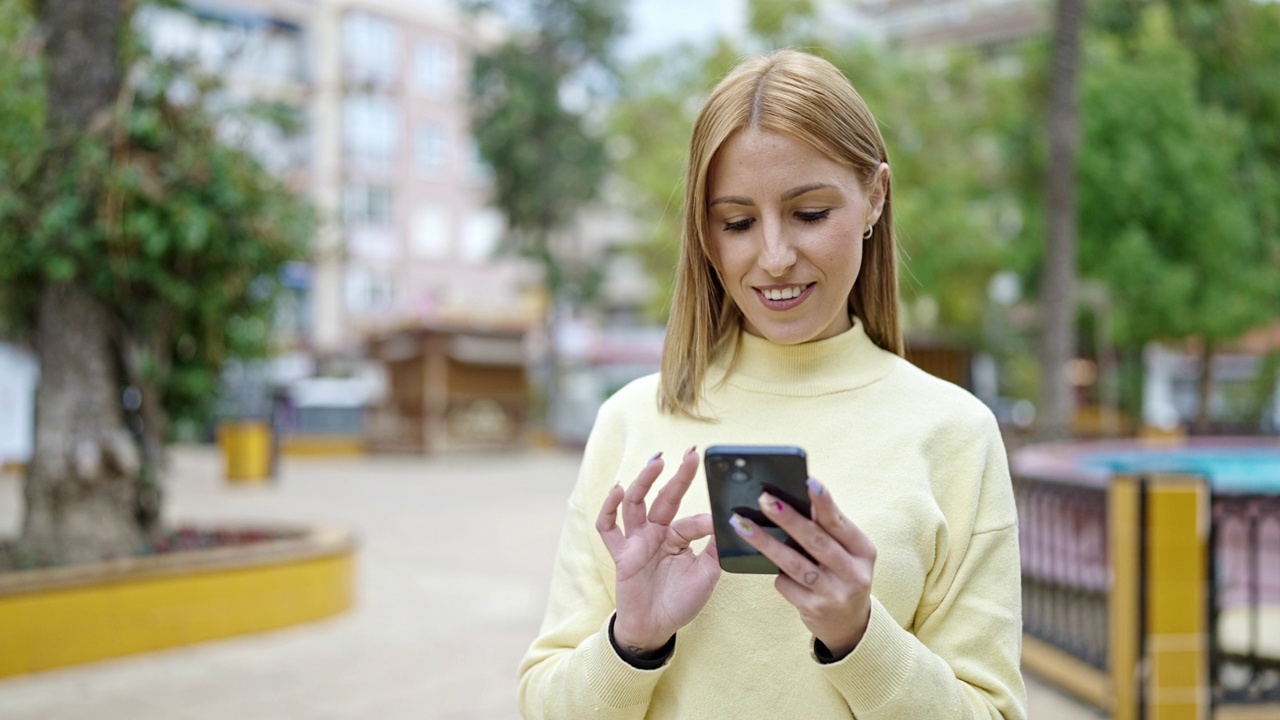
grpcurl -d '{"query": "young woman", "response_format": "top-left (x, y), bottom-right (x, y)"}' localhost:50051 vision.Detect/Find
top-left (518, 49), bottom-right (1026, 719)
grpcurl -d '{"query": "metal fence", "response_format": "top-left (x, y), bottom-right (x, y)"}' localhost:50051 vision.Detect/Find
top-left (1210, 493), bottom-right (1280, 704)
top-left (1015, 476), bottom-right (1110, 671)
top-left (1016, 471), bottom-right (1280, 709)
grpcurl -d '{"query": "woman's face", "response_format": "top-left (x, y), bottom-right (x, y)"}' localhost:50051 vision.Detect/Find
top-left (707, 128), bottom-right (887, 345)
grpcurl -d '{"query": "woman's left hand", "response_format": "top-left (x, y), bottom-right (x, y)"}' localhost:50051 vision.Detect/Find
top-left (729, 477), bottom-right (877, 658)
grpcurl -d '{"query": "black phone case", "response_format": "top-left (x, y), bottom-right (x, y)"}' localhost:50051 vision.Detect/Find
top-left (704, 445), bottom-right (813, 574)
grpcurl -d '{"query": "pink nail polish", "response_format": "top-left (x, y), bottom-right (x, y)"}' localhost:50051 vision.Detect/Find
top-left (729, 514), bottom-right (755, 537)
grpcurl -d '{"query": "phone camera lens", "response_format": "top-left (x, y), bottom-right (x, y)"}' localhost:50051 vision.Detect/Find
top-left (729, 468), bottom-right (750, 483)
top-left (711, 458), bottom-right (730, 473)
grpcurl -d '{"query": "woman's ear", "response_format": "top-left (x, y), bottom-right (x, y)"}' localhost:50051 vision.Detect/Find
top-left (867, 162), bottom-right (890, 224)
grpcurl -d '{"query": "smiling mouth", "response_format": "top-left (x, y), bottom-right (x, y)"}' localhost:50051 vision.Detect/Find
top-left (755, 283), bottom-right (814, 309)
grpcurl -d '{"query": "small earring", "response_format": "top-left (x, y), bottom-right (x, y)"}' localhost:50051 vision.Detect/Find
top-left (862, 224), bottom-right (874, 240)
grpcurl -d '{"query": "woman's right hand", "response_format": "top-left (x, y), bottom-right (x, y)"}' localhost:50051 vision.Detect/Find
top-left (595, 446), bottom-right (721, 656)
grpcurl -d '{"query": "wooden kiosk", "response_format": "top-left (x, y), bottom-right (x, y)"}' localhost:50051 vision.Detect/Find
top-left (365, 323), bottom-right (530, 453)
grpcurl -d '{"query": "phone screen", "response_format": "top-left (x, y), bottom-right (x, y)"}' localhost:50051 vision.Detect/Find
top-left (704, 445), bottom-right (812, 574)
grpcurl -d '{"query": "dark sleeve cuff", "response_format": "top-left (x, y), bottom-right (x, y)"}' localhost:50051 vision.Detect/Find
top-left (813, 637), bottom-right (854, 665)
top-left (608, 614), bottom-right (676, 670)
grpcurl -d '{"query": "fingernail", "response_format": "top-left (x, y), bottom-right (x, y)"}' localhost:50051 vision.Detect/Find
top-left (760, 492), bottom-right (784, 513)
top-left (729, 514), bottom-right (755, 537)
top-left (806, 477), bottom-right (825, 496)
top-left (647, 451), bottom-right (662, 465)
top-left (686, 445), bottom-right (697, 457)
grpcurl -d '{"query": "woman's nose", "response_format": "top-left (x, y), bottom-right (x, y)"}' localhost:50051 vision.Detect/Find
top-left (757, 224), bottom-right (797, 276)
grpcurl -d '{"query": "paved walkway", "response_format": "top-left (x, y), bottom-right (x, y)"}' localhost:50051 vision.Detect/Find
top-left (0, 446), bottom-right (1102, 719)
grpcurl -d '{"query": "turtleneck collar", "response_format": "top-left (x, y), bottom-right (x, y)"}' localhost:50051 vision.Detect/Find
top-left (707, 316), bottom-right (900, 397)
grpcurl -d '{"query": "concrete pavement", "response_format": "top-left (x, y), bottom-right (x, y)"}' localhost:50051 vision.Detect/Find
top-left (0, 446), bottom-right (1101, 719)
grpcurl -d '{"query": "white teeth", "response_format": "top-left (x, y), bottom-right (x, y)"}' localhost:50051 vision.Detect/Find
top-left (763, 286), bottom-right (804, 301)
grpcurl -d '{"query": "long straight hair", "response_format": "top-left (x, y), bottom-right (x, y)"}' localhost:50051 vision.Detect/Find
top-left (658, 50), bottom-right (903, 418)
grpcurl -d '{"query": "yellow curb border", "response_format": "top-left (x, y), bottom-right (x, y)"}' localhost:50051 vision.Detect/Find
top-left (0, 525), bottom-right (356, 678)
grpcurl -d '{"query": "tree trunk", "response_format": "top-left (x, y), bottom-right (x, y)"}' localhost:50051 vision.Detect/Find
top-left (22, 284), bottom-right (143, 564)
top-left (1194, 339), bottom-right (1216, 434)
top-left (1037, 0), bottom-right (1085, 440)
top-left (18, 0), bottom-right (143, 564)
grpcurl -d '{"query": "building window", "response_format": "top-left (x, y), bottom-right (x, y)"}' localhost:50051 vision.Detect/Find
top-left (344, 267), bottom-right (397, 314)
top-left (460, 209), bottom-right (503, 263)
top-left (342, 11), bottom-right (398, 88)
top-left (415, 123), bottom-right (448, 175)
top-left (412, 205), bottom-right (451, 259)
top-left (343, 96), bottom-right (399, 171)
top-left (413, 40), bottom-right (454, 94)
top-left (344, 185), bottom-right (394, 226)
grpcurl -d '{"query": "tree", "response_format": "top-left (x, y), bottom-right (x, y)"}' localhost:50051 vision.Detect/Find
top-left (1083, 0), bottom-right (1280, 428)
top-left (0, 0), bottom-right (311, 566)
top-left (1037, 0), bottom-right (1086, 439)
top-left (465, 0), bottom-right (625, 432)
top-left (1075, 7), bottom-right (1279, 429)
top-left (466, 0), bottom-right (624, 304)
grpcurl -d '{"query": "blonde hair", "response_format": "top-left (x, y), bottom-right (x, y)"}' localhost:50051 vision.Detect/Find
top-left (658, 49), bottom-right (903, 418)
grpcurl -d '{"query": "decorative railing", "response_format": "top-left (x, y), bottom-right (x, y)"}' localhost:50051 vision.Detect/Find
top-left (1015, 476), bottom-right (1110, 671)
top-left (1210, 493), bottom-right (1280, 704)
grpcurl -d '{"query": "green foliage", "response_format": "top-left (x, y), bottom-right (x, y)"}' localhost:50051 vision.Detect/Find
top-left (1091, 0), bottom-right (1280, 252)
top-left (0, 1), bottom-right (313, 431)
top-left (747, 0), bottom-right (817, 46)
top-left (1074, 7), bottom-right (1278, 345)
top-left (472, 42), bottom-right (608, 249)
top-left (466, 0), bottom-right (625, 304)
top-left (0, 0), bottom-right (45, 334)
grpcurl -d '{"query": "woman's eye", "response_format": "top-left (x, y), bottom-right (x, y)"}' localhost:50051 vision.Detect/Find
top-left (796, 209), bottom-right (830, 224)
top-left (723, 218), bottom-right (755, 232)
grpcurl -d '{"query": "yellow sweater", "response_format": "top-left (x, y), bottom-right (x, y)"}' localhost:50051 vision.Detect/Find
top-left (519, 319), bottom-right (1027, 719)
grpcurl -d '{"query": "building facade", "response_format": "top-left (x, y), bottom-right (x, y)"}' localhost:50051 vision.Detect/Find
top-left (142, 0), bottom-right (538, 359)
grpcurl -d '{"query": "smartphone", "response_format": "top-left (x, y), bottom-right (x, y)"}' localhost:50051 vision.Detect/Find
top-left (704, 445), bottom-right (813, 574)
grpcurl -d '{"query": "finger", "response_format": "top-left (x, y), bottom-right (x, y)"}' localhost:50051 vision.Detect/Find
top-left (805, 477), bottom-right (876, 558)
top-left (647, 445), bottom-right (699, 525)
top-left (670, 512), bottom-right (713, 545)
top-left (701, 534), bottom-right (720, 565)
top-left (622, 452), bottom-right (664, 532)
top-left (675, 513), bottom-right (721, 575)
top-left (774, 570), bottom-right (815, 605)
top-left (595, 483), bottom-right (626, 557)
top-left (758, 491), bottom-right (852, 572)
top-left (729, 512), bottom-right (822, 586)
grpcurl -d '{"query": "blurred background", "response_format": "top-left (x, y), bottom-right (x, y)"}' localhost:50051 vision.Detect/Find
top-left (4, 0), bottom-right (1278, 471)
top-left (0, 0), bottom-right (1278, 718)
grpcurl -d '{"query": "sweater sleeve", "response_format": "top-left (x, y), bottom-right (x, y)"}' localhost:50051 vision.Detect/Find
top-left (816, 413), bottom-right (1027, 719)
top-left (517, 396), bottom-right (669, 719)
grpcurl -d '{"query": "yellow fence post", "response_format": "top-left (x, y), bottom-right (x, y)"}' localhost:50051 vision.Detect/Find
top-left (1145, 474), bottom-right (1210, 720)
top-left (1110, 474), bottom-right (1143, 720)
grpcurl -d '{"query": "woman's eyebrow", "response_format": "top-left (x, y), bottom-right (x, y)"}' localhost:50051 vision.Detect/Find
top-left (709, 195), bottom-right (753, 207)
top-left (782, 182), bottom-right (836, 201)
top-left (710, 183), bottom-right (836, 207)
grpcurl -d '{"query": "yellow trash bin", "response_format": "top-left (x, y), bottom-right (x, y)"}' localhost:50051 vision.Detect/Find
top-left (220, 421), bottom-right (273, 483)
